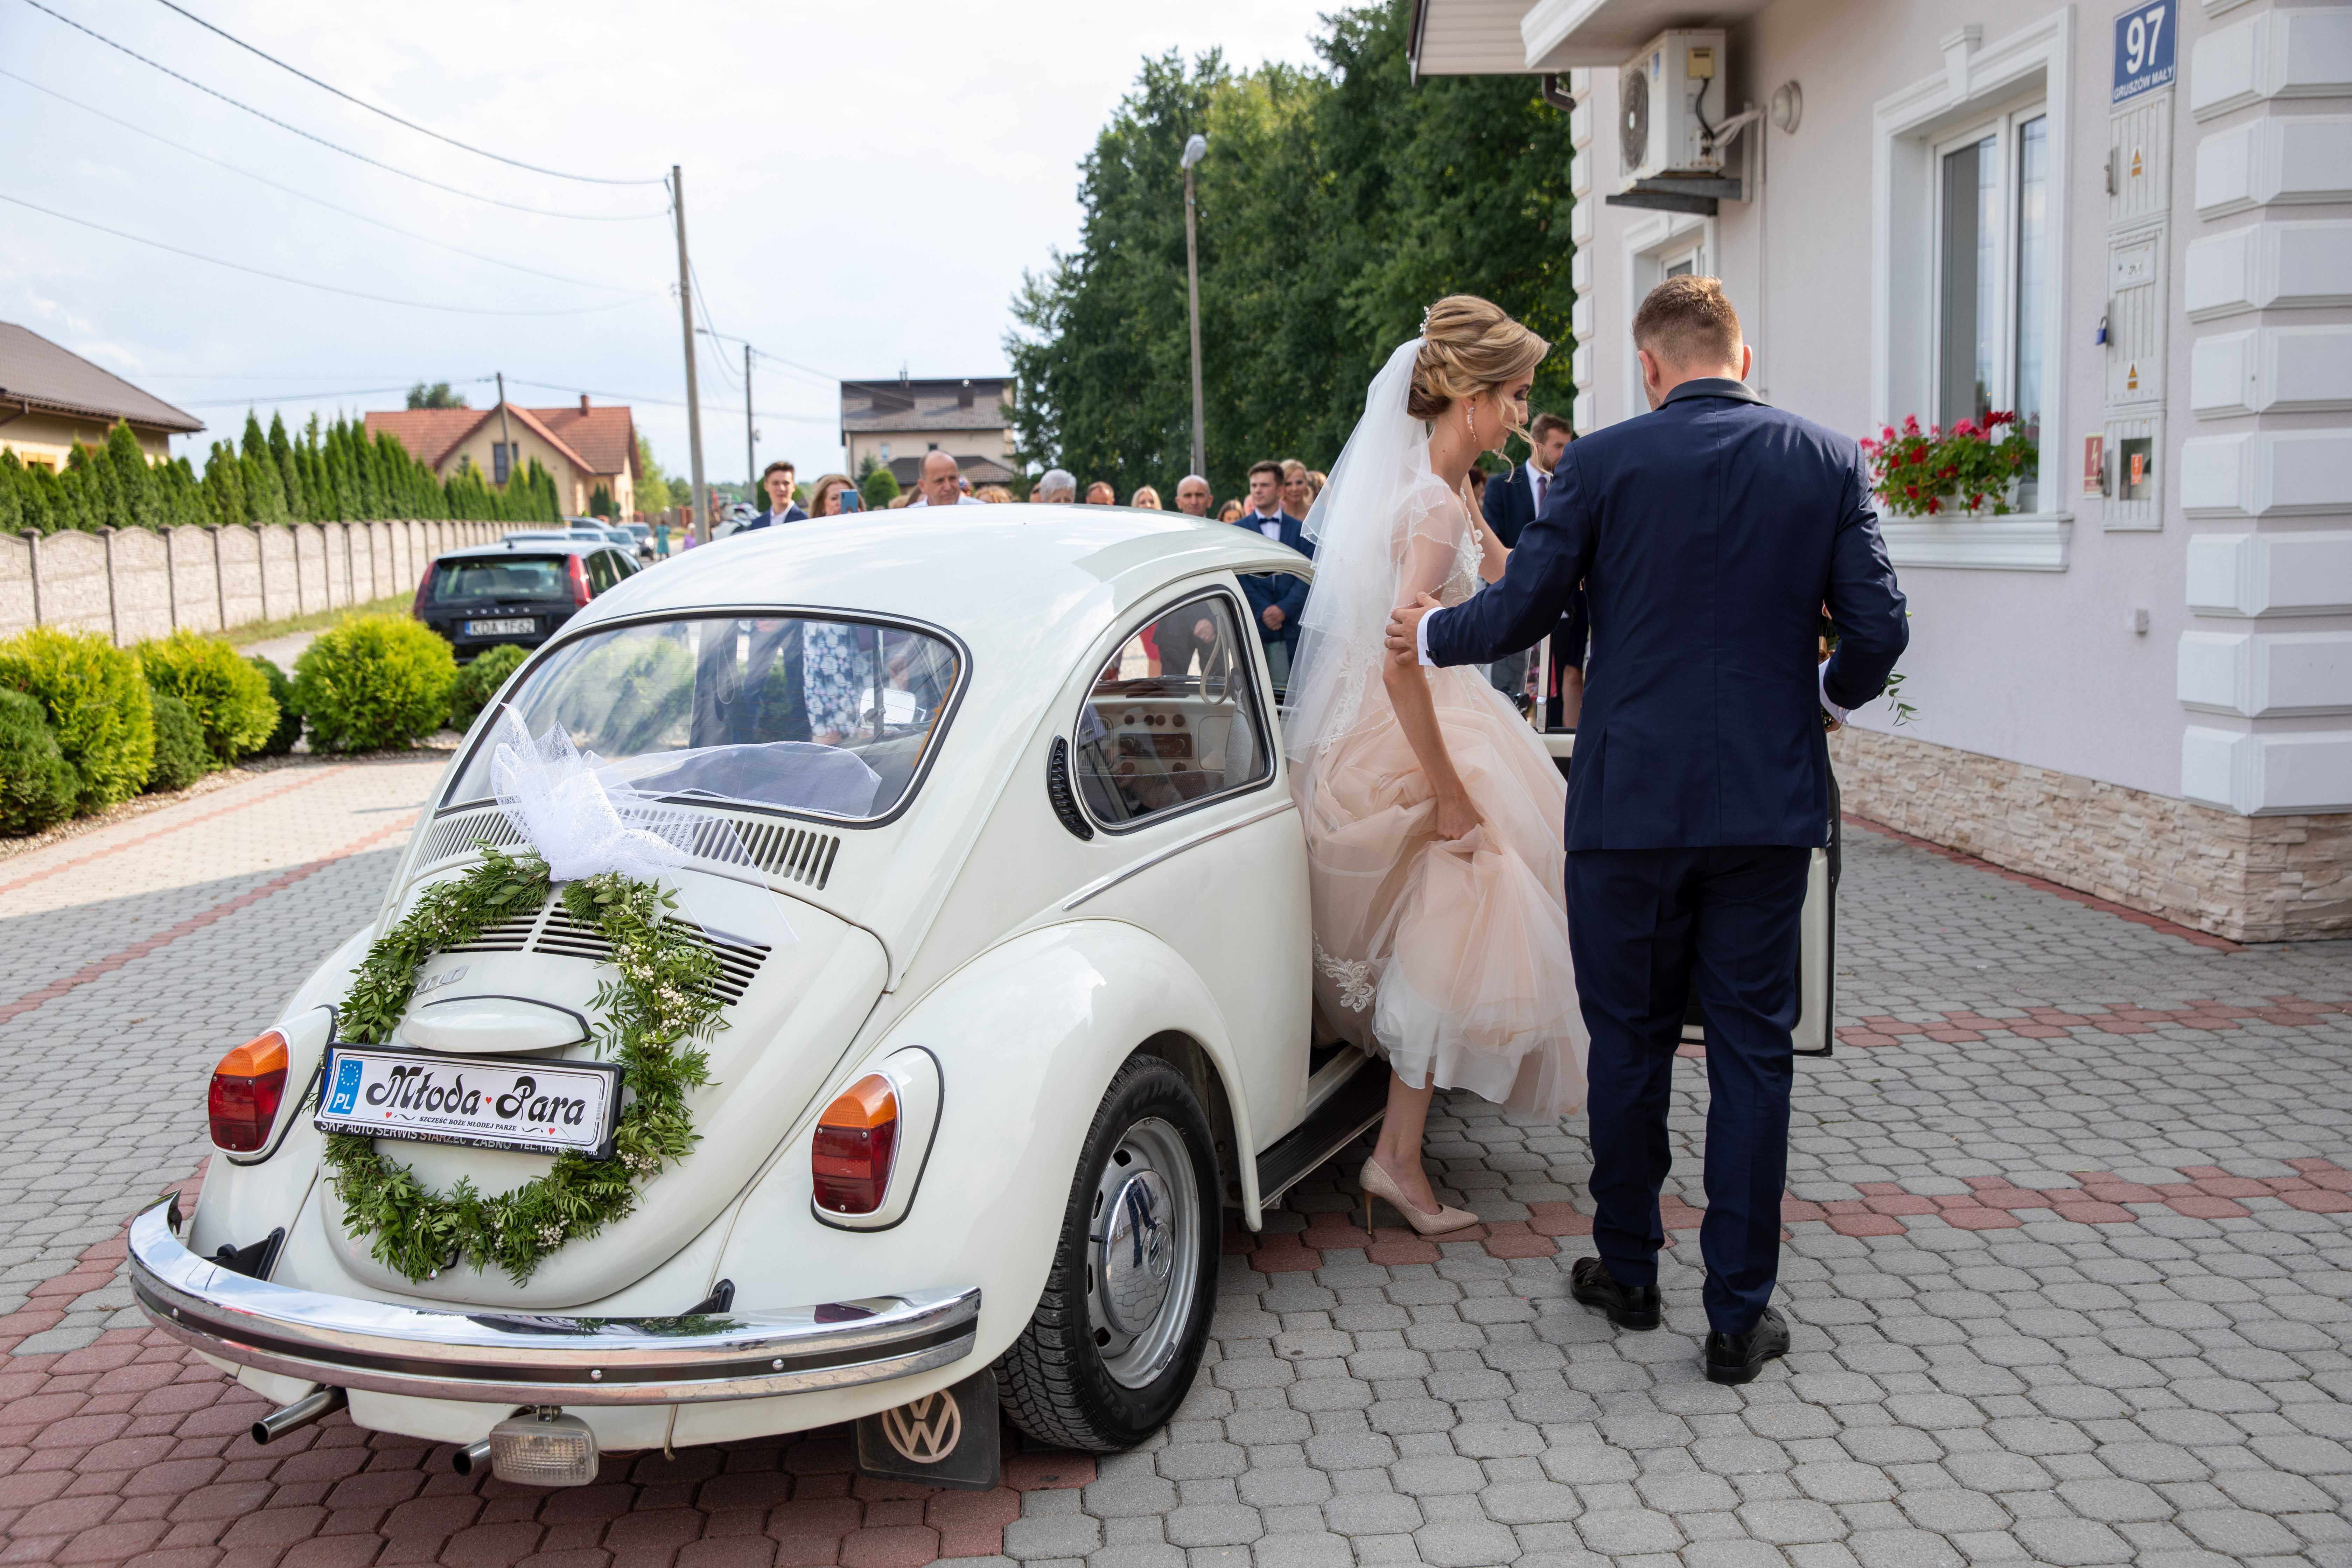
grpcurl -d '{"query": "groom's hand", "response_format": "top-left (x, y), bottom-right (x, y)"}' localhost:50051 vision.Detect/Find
top-left (1384, 594), bottom-right (1442, 665)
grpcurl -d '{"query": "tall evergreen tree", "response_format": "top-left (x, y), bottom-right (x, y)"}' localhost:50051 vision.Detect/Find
top-left (202, 441), bottom-right (248, 526)
top-left (267, 414), bottom-right (306, 518)
top-left (99, 423), bottom-right (162, 530)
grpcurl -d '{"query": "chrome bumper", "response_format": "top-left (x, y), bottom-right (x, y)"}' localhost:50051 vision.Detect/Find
top-left (127, 1205), bottom-right (980, 1406)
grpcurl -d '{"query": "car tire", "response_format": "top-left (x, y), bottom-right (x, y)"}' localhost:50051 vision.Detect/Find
top-left (994, 1055), bottom-right (1219, 1452)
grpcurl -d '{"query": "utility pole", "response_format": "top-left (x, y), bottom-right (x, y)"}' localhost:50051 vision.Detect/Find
top-left (494, 370), bottom-right (512, 488)
top-left (743, 342), bottom-right (755, 489)
top-left (1180, 134), bottom-right (1209, 481)
top-left (670, 164), bottom-right (709, 542)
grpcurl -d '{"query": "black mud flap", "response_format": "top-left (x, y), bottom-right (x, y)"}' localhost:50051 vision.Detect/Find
top-left (854, 1367), bottom-right (1001, 1491)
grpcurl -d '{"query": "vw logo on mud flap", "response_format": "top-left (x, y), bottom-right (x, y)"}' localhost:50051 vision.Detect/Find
top-left (880, 1390), bottom-right (961, 1464)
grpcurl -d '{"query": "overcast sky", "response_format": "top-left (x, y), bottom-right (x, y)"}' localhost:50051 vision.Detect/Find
top-left (0, 0), bottom-right (1332, 486)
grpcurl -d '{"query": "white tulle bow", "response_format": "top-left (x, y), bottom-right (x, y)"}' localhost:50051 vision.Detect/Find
top-left (489, 713), bottom-right (795, 947)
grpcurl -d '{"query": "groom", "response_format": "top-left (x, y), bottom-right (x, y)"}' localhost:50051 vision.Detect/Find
top-left (1387, 277), bottom-right (1907, 1384)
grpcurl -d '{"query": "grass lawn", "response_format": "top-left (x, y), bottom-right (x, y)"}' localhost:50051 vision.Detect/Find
top-left (230, 592), bottom-right (416, 649)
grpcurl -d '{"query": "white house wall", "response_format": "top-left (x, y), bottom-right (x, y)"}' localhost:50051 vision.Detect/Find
top-left (1567, 0), bottom-right (2350, 823)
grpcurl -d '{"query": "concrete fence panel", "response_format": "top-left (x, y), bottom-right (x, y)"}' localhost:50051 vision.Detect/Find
top-left (36, 531), bottom-right (112, 638)
top-left (317, 524), bottom-right (346, 613)
top-left (167, 526), bottom-right (222, 636)
top-left (218, 526), bottom-right (263, 629)
top-left (0, 534), bottom-right (33, 639)
top-left (111, 528), bottom-right (174, 645)
top-left (259, 527), bottom-right (296, 622)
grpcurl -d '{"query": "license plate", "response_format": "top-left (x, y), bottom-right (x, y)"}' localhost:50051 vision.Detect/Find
top-left (465, 618), bottom-right (535, 637)
top-left (316, 1045), bottom-right (621, 1158)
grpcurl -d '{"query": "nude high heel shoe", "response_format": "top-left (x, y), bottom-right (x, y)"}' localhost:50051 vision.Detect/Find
top-left (1359, 1155), bottom-right (1480, 1236)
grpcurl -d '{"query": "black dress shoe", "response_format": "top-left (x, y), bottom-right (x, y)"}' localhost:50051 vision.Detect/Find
top-left (1569, 1257), bottom-right (1662, 1330)
top-left (1704, 1306), bottom-right (1790, 1384)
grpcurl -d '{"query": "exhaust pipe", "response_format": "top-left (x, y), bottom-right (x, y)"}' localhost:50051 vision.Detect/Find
top-left (452, 1438), bottom-right (493, 1476)
top-left (250, 1386), bottom-right (346, 1446)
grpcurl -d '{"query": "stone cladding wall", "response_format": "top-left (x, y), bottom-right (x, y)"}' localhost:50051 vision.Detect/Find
top-left (1831, 726), bottom-right (2350, 944)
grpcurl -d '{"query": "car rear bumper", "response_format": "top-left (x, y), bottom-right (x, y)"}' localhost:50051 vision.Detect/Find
top-left (127, 1205), bottom-right (980, 1406)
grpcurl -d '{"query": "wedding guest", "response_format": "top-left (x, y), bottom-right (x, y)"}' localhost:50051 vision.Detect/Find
top-left (1307, 469), bottom-right (1327, 503)
top-left (1175, 475), bottom-right (1213, 517)
top-left (807, 473), bottom-right (858, 518)
top-left (1280, 460), bottom-right (1314, 523)
top-left (1131, 485), bottom-right (1163, 509)
top-left (906, 449), bottom-right (983, 507)
top-left (977, 485), bottom-right (1014, 503)
top-left (1235, 458), bottom-right (1313, 685)
top-left (887, 493), bottom-right (913, 509)
top-left (740, 461), bottom-right (807, 531)
top-left (1086, 481), bottom-right (1118, 505)
top-left (1217, 498), bottom-right (1243, 523)
top-left (1036, 469), bottom-right (1078, 504)
top-left (1480, 412), bottom-right (1584, 712)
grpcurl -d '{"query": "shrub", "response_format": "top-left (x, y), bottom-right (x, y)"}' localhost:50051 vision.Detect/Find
top-left (859, 464), bottom-right (900, 509)
top-left (249, 656), bottom-right (303, 755)
top-left (0, 626), bottom-right (154, 813)
top-left (138, 630), bottom-right (279, 761)
top-left (447, 643), bottom-right (529, 734)
top-left (144, 687), bottom-right (211, 793)
top-left (0, 688), bottom-right (76, 835)
top-left (292, 614), bottom-right (456, 752)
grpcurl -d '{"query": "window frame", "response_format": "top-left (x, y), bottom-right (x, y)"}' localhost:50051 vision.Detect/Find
top-left (433, 604), bottom-right (972, 831)
top-left (1069, 586), bottom-right (1279, 839)
top-left (1926, 97), bottom-right (2048, 440)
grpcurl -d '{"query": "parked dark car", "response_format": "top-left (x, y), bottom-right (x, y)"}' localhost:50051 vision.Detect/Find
top-left (410, 539), bottom-right (641, 661)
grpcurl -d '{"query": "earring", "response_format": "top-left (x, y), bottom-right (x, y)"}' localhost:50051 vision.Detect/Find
top-left (1464, 399), bottom-right (1475, 439)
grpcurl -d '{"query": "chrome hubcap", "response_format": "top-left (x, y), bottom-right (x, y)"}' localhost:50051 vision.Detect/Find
top-left (1086, 1117), bottom-right (1198, 1389)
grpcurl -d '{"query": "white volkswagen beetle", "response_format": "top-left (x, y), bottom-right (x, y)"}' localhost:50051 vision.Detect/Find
top-left (131, 509), bottom-right (1839, 1485)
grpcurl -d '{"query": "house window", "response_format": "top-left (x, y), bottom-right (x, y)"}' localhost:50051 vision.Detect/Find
top-left (492, 442), bottom-right (514, 485)
top-left (1933, 104), bottom-right (2047, 503)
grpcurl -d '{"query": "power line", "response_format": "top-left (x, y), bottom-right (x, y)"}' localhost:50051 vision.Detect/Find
top-left (502, 377), bottom-right (839, 427)
top-left (176, 383), bottom-right (449, 407)
top-left (17, 0), bottom-right (668, 222)
top-left (144, 0), bottom-right (663, 187)
top-left (0, 190), bottom-right (667, 316)
top-left (0, 68), bottom-right (643, 293)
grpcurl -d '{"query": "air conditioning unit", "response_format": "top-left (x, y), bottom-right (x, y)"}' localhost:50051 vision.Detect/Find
top-left (1618, 29), bottom-right (1728, 182)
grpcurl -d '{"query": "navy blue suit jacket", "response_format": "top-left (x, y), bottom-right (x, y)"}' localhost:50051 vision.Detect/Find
top-left (1480, 463), bottom-right (1589, 671)
top-left (1234, 512), bottom-right (1313, 646)
top-left (1424, 380), bottom-right (1907, 851)
top-left (740, 504), bottom-right (808, 531)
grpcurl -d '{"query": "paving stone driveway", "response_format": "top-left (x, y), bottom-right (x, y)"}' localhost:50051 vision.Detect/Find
top-left (0, 765), bottom-right (2345, 1568)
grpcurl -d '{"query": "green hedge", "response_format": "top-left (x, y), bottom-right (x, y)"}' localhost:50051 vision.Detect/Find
top-left (0, 626), bottom-right (154, 813)
top-left (249, 656), bottom-right (303, 756)
top-left (293, 615), bottom-right (456, 752)
top-left (0, 688), bottom-right (76, 836)
top-left (139, 630), bottom-right (280, 762)
top-left (448, 643), bottom-right (529, 734)
top-left (144, 687), bottom-right (211, 793)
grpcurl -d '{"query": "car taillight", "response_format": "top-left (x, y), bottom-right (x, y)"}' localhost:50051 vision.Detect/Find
top-left (812, 1073), bottom-right (898, 1214)
top-left (411, 564), bottom-right (433, 620)
top-left (567, 554), bottom-right (592, 607)
top-left (208, 1031), bottom-right (289, 1153)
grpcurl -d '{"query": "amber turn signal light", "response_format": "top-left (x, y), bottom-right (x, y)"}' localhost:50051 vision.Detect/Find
top-left (208, 1031), bottom-right (289, 1153)
top-left (811, 1073), bottom-right (898, 1214)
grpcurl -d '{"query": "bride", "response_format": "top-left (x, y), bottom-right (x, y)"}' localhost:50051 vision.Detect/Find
top-left (1285, 295), bottom-right (1588, 1235)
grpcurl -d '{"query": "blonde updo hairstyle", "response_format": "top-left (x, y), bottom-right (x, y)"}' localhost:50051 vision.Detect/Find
top-left (1408, 294), bottom-right (1549, 523)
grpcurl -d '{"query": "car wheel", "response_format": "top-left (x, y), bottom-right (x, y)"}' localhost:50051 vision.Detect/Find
top-left (994, 1055), bottom-right (1219, 1452)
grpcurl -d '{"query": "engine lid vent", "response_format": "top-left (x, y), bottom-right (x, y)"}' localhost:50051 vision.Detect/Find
top-left (441, 898), bottom-right (771, 1005)
top-left (418, 809), bottom-right (839, 892)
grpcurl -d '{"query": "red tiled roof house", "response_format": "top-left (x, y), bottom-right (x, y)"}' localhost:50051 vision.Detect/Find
top-left (365, 396), bottom-right (640, 518)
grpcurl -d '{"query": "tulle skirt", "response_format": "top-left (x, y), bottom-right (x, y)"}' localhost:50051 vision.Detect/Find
top-left (1297, 666), bottom-right (1587, 1119)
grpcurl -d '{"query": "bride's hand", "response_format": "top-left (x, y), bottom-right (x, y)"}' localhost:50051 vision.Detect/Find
top-left (1433, 788), bottom-right (1483, 841)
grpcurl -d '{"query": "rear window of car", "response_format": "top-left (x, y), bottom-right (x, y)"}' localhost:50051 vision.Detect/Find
top-left (432, 556), bottom-right (573, 603)
top-left (442, 614), bottom-right (962, 822)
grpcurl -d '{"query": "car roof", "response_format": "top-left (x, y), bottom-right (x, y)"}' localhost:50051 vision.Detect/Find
top-left (561, 506), bottom-right (1308, 702)
top-left (435, 539), bottom-right (609, 561)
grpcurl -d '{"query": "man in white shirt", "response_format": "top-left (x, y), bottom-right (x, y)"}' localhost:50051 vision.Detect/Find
top-left (1233, 459), bottom-right (1311, 685)
top-left (906, 449), bottom-right (984, 507)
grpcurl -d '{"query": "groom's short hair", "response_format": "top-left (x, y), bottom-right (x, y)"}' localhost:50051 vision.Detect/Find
top-left (1633, 276), bottom-right (1742, 371)
top-left (1530, 412), bottom-right (1573, 442)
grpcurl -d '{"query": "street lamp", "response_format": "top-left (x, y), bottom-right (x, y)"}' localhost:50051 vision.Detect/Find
top-left (1180, 132), bottom-right (1208, 482)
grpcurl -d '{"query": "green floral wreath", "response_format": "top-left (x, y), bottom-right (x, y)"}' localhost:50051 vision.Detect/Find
top-left (321, 845), bottom-right (726, 1285)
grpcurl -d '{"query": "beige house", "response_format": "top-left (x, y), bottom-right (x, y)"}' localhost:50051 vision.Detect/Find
top-left (840, 376), bottom-right (1017, 489)
top-left (365, 397), bottom-right (639, 518)
top-left (0, 322), bottom-right (202, 469)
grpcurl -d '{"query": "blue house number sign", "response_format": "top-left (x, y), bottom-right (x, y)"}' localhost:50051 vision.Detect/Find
top-left (2113, 1), bottom-right (2176, 104)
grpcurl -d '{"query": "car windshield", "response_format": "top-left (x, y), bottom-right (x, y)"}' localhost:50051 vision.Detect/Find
top-left (432, 556), bottom-right (573, 602)
top-left (444, 614), bottom-right (961, 821)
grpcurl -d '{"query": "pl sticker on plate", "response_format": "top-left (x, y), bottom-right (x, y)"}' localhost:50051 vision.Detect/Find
top-left (316, 1045), bottom-right (622, 1158)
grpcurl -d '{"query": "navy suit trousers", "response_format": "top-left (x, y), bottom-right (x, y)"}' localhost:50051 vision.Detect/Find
top-left (1566, 844), bottom-right (1809, 1335)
